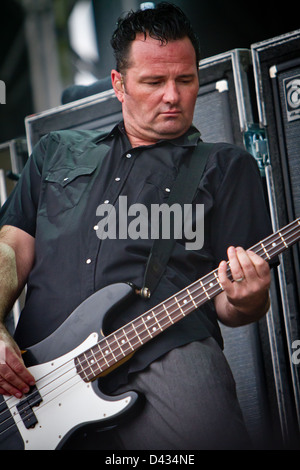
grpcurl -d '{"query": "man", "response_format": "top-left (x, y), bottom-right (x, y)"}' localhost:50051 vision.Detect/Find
top-left (0, 3), bottom-right (272, 449)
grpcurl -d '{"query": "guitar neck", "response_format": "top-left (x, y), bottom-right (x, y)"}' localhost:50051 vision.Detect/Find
top-left (75, 218), bottom-right (300, 382)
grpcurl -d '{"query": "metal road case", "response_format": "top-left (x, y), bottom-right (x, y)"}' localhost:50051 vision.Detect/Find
top-left (197, 49), bottom-right (256, 146)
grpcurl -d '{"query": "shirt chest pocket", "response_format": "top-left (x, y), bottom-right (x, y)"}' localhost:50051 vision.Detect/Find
top-left (136, 173), bottom-right (175, 207)
top-left (39, 166), bottom-right (97, 217)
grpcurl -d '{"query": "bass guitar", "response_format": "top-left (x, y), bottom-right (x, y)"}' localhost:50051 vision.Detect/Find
top-left (0, 218), bottom-right (299, 449)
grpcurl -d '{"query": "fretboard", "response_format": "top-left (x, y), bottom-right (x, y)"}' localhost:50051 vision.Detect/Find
top-left (75, 218), bottom-right (300, 382)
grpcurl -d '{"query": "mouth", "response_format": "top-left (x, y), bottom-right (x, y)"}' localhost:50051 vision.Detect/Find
top-left (161, 110), bottom-right (181, 117)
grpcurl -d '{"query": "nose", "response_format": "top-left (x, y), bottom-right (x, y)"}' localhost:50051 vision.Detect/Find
top-left (162, 80), bottom-right (179, 105)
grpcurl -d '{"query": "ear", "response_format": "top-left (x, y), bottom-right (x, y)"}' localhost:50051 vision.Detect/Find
top-left (111, 70), bottom-right (125, 103)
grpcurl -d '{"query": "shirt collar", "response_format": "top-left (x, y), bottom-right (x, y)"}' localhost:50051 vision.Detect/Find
top-left (105, 121), bottom-right (201, 148)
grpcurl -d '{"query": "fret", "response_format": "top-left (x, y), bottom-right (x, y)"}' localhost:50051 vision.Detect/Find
top-left (77, 356), bottom-right (90, 381)
top-left (144, 312), bottom-right (157, 332)
top-left (163, 303), bottom-right (174, 324)
top-left (214, 271), bottom-right (223, 290)
top-left (113, 333), bottom-right (126, 357)
top-left (149, 311), bottom-right (164, 332)
top-left (278, 231), bottom-right (288, 248)
top-left (174, 295), bottom-right (186, 316)
top-left (152, 312), bottom-right (164, 331)
top-left (200, 280), bottom-right (210, 299)
top-left (97, 342), bottom-right (110, 368)
top-left (116, 330), bottom-right (131, 353)
top-left (90, 345), bottom-right (104, 369)
top-left (104, 338), bottom-right (117, 362)
top-left (122, 328), bottom-right (134, 351)
top-left (88, 348), bottom-right (102, 376)
top-left (260, 242), bottom-right (271, 260)
top-left (131, 323), bottom-right (143, 346)
top-left (74, 217), bottom-right (300, 384)
top-left (132, 316), bottom-right (152, 343)
top-left (85, 351), bottom-right (99, 377)
top-left (187, 288), bottom-right (197, 309)
top-left (75, 350), bottom-right (100, 382)
top-left (123, 325), bottom-right (139, 351)
top-left (141, 316), bottom-right (154, 338)
top-left (143, 310), bottom-right (164, 335)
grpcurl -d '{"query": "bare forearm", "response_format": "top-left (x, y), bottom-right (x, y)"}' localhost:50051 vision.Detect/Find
top-left (0, 227), bottom-right (36, 396)
top-left (0, 241), bottom-right (20, 324)
top-left (0, 226), bottom-right (35, 325)
top-left (215, 290), bottom-right (270, 327)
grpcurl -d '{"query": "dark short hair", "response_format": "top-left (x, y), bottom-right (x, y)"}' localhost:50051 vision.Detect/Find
top-left (110, 2), bottom-right (201, 73)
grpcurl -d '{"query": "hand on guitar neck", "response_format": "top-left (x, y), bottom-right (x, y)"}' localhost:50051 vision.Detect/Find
top-left (215, 246), bottom-right (271, 328)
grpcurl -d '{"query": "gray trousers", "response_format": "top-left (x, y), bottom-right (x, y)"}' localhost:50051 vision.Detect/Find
top-left (111, 338), bottom-right (251, 450)
top-left (64, 338), bottom-right (251, 450)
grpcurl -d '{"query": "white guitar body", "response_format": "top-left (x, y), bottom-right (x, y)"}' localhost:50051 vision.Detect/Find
top-left (4, 333), bottom-right (133, 450)
top-left (0, 283), bottom-right (138, 450)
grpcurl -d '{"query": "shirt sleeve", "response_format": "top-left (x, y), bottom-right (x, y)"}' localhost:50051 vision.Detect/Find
top-left (0, 135), bottom-right (47, 237)
top-left (209, 144), bottom-right (274, 266)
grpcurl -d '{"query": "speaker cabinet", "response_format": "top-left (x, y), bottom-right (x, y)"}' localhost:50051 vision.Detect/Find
top-left (196, 49), bottom-right (256, 146)
top-left (252, 29), bottom-right (300, 444)
top-left (196, 49), bottom-right (287, 448)
top-left (25, 89), bottom-right (122, 154)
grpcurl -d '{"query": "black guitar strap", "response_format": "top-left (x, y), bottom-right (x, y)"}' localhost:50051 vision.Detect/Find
top-left (140, 141), bottom-right (214, 298)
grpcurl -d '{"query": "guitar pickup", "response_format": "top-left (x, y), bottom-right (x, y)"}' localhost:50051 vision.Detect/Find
top-left (16, 386), bottom-right (43, 429)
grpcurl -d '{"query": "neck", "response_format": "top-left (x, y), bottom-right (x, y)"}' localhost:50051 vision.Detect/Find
top-left (125, 128), bottom-right (158, 148)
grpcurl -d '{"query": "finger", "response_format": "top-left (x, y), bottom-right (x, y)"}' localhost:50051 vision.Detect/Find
top-left (227, 246), bottom-right (245, 282)
top-left (0, 343), bottom-right (35, 397)
top-left (0, 367), bottom-right (27, 398)
top-left (247, 250), bottom-right (271, 280)
top-left (218, 260), bottom-right (233, 292)
top-left (234, 246), bottom-right (260, 281)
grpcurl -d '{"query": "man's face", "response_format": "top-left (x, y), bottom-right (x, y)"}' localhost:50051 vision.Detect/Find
top-left (111, 34), bottom-right (199, 146)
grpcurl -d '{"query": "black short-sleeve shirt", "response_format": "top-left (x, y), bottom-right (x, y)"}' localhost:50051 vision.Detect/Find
top-left (0, 122), bottom-right (274, 390)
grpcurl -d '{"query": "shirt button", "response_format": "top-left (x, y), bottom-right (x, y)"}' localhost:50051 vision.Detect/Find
top-left (115, 177), bottom-right (121, 182)
top-left (126, 153), bottom-right (132, 159)
top-left (165, 188), bottom-right (171, 193)
top-left (104, 200), bottom-right (109, 204)
top-left (93, 225), bottom-right (98, 231)
top-left (86, 258), bottom-right (92, 264)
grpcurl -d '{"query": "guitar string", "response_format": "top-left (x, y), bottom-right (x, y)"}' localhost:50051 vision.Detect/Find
top-left (1, 222), bottom-right (299, 431)
top-left (72, 219), bottom-right (300, 381)
top-left (0, 225), bottom-right (299, 439)
top-left (0, 222), bottom-right (299, 437)
top-left (0, 222), bottom-right (299, 433)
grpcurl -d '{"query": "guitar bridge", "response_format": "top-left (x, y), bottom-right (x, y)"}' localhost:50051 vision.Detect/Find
top-left (16, 386), bottom-right (43, 429)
